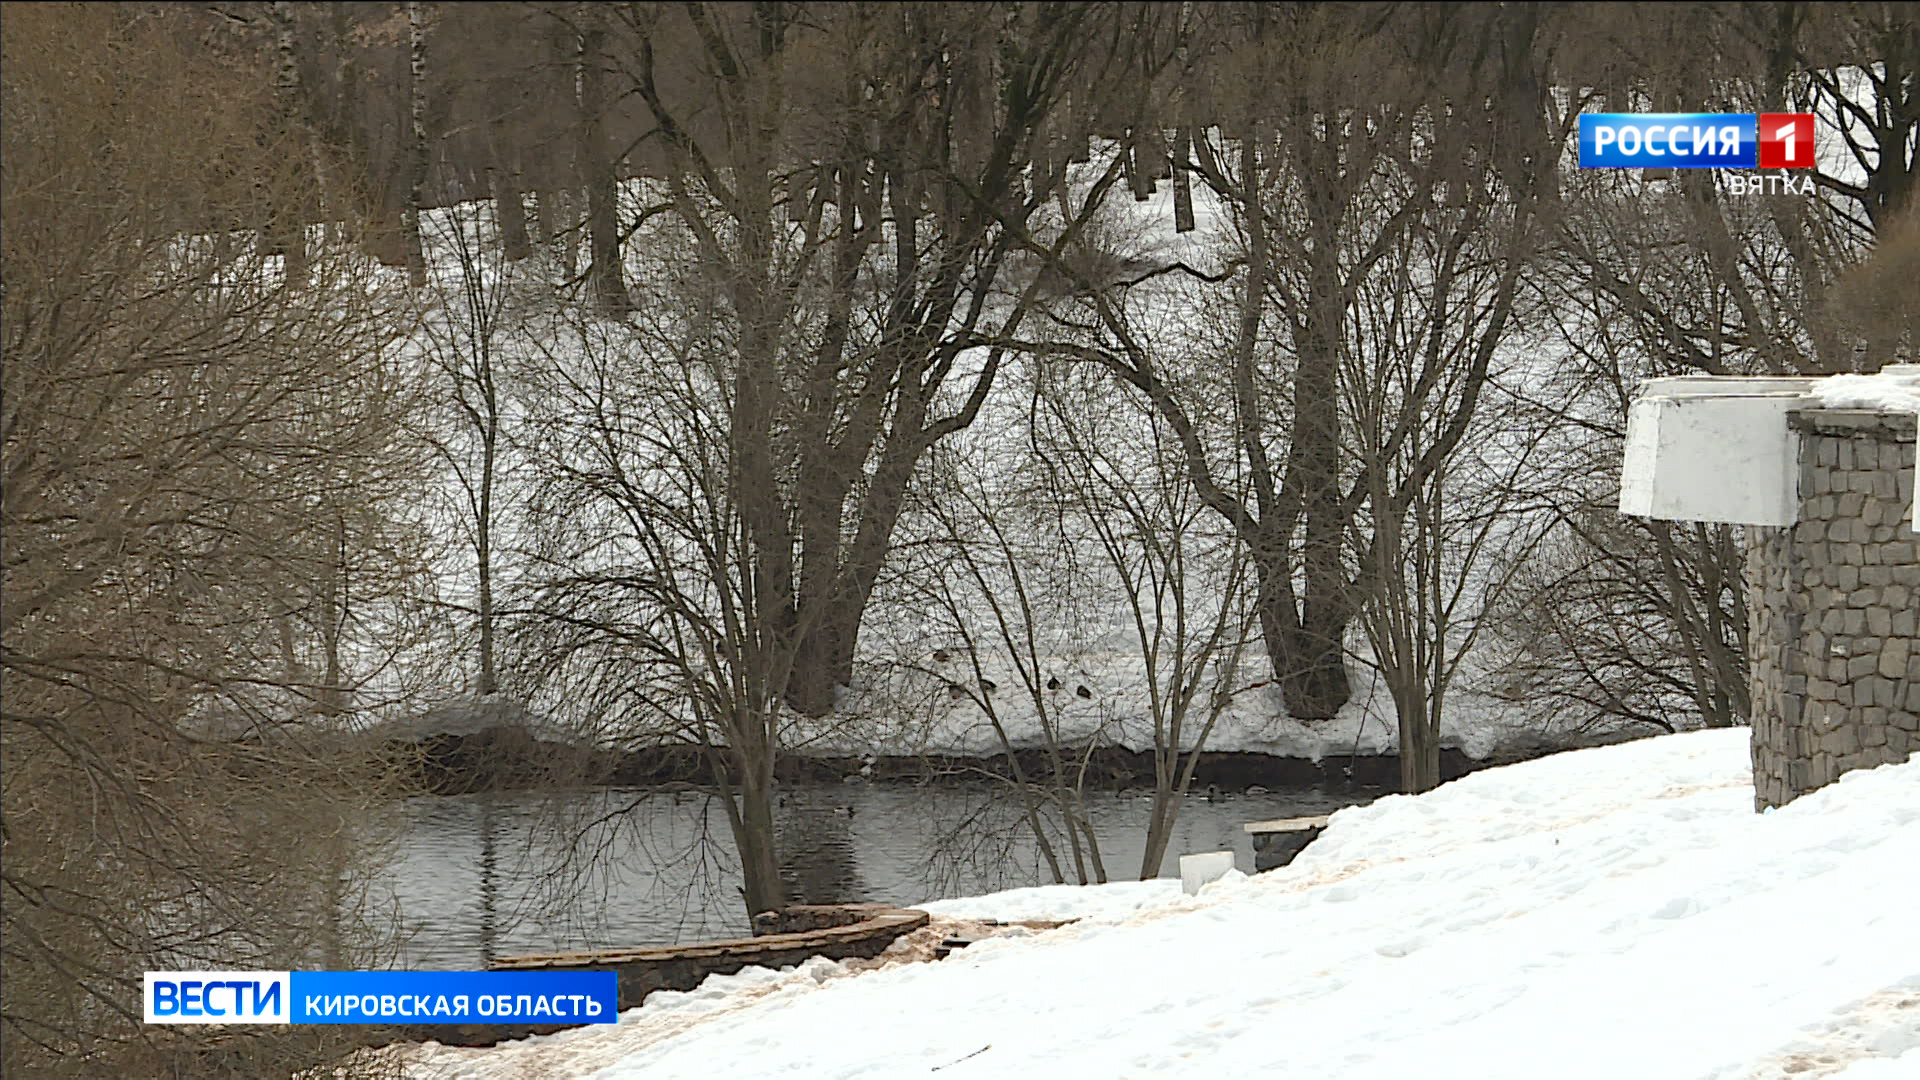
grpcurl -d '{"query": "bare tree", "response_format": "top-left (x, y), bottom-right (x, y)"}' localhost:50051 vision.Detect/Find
top-left (1027, 362), bottom-right (1259, 876)
top-left (1489, 255), bottom-right (1759, 734)
top-left (513, 287), bottom-right (802, 919)
top-left (3, 7), bottom-right (431, 1074)
top-left (1015, 4), bottom-right (1559, 723)
top-left (417, 201), bottom-right (520, 696)
top-left (871, 310), bottom-right (1259, 881)
top-left (609, 2), bottom-right (1177, 718)
top-left (901, 431), bottom-right (1115, 887)
top-left (1352, 330), bottom-right (1561, 791)
top-left (506, 2), bottom-right (1176, 920)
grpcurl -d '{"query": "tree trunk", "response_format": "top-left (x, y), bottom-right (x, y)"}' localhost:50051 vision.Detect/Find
top-left (1139, 788), bottom-right (1180, 879)
top-left (541, 187), bottom-right (581, 280)
top-left (1396, 690), bottom-right (1441, 793)
top-left (585, 172), bottom-right (625, 313)
top-left (491, 169), bottom-right (532, 261)
top-left (1172, 127), bottom-right (1195, 234)
top-left (325, 1), bottom-right (375, 252)
top-left (577, 14), bottom-right (629, 317)
top-left (321, 830), bottom-right (348, 969)
top-left (529, 187), bottom-right (553, 247)
top-left (476, 422), bottom-right (498, 696)
top-left (267, 1), bottom-right (309, 287)
top-left (1248, 572), bottom-right (1351, 721)
top-left (732, 750), bottom-right (785, 920)
top-left (784, 404), bottom-right (929, 717)
top-left (1284, 618), bottom-right (1352, 719)
top-left (403, 0), bottom-right (428, 288)
top-left (1286, 242), bottom-right (1354, 719)
top-left (318, 510), bottom-right (347, 718)
top-left (478, 796), bottom-right (498, 963)
top-left (786, 614), bottom-right (850, 718)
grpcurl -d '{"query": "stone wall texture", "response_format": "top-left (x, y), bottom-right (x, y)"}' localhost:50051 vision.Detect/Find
top-left (1747, 409), bottom-right (1919, 810)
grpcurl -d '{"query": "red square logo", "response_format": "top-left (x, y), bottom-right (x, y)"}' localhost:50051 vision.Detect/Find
top-left (1757, 113), bottom-right (1815, 169)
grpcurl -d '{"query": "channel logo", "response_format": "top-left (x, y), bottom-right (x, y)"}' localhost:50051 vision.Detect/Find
top-left (1755, 113), bottom-right (1815, 168)
top-left (145, 970), bottom-right (619, 1025)
top-left (1579, 113), bottom-right (1814, 169)
top-left (145, 972), bottom-right (290, 1024)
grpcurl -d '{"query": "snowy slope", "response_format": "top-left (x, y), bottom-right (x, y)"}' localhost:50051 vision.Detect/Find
top-left (401, 731), bottom-right (1920, 1079)
top-left (396, 165), bottom-right (1598, 765)
top-left (816, 651), bottom-right (1550, 761)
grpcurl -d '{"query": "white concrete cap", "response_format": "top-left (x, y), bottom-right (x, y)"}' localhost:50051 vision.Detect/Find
top-left (1179, 851), bottom-right (1236, 895)
top-left (1619, 372), bottom-right (1919, 529)
top-left (1618, 389), bottom-right (1807, 526)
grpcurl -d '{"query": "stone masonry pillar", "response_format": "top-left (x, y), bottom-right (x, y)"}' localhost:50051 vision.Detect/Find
top-left (1746, 410), bottom-right (1918, 810)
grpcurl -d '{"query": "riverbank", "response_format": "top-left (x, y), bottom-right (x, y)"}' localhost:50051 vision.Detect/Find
top-left (393, 730), bottom-right (1920, 1079)
top-left (392, 723), bottom-right (1627, 796)
top-left (375, 671), bottom-right (1643, 797)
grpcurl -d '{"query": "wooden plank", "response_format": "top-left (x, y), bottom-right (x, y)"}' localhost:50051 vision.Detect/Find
top-left (1242, 815), bottom-right (1331, 834)
top-left (490, 907), bottom-right (929, 970)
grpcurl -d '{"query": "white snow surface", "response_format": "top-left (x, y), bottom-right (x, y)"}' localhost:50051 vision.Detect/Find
top-left (812, 649), bottom-right (1553, 762)
top-left (916, 877), bottom-right (1187, 923)
top-left (404, 730), bottom-right (1920, 1080)
top-left (1813, 369), bottom-right (1920, 414)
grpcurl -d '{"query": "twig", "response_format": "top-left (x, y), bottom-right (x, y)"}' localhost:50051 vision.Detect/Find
top-left (932, 1044), bottom-right (991, 1072)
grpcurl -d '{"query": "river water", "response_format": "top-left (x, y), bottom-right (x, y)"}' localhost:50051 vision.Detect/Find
top-left (375, 780), bottom-right (1377, 970)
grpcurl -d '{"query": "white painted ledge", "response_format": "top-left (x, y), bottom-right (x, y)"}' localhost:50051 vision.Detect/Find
top-left (1619, 370), bottom-right (1919, 529)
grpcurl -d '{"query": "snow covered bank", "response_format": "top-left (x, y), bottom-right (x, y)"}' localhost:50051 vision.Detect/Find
top-left (916, 877), bottom-right (1184, 924)
top-left (817, 651), bottom-right (1556, 764)
top-left (402, 730), bottom-right (1919, 1079)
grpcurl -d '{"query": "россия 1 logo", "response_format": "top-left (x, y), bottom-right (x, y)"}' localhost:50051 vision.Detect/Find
top-left (1579, 113), bottom-right (1814, 170)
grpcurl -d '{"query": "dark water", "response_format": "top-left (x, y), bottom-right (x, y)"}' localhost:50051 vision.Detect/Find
top-left (375, 781), bottom-right (1371, 970)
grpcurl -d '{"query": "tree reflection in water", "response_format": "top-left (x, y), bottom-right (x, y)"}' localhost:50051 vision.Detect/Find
top-left (379, 781), bottom-right (1368, 969)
